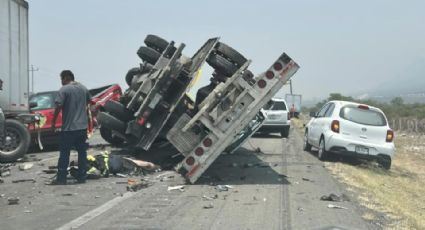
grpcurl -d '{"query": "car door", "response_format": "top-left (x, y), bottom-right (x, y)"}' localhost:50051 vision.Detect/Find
top-left (309, 103), bottom-right (331, 146)
top-left (29, 92), bottom-right (62, 131)
top-left (316, 102), bottom-right (335, 143)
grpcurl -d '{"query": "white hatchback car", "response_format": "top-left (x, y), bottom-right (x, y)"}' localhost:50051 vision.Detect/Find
top-left (257, 98), bottom-right (291, 138)
top-left (304, 100), bottom-right (395, 169)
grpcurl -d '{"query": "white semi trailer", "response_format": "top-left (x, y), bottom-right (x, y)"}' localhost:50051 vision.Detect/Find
top-left (0, 0), bottom-right (36, 162)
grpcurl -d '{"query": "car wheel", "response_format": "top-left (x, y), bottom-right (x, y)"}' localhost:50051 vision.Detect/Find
top-left (137, 46), bottom-right (161, 65)
top-left (96, 112), bottom-right (127, 134)
top-left (280, 127), bottom-right (290, 138)
top-left (303, 131), bottom-right (312, 151)
top-left (99, 126), bottom-right (125, 145)
top-left (318, 137), bottom-right (328, 161)
top-left (215, 42), bottom-right (247, 67)
top-left (0, 119), bottom-right (30, 163)
top-left (125, 67), bottom-right (142, 86)
top-left (144, 34), bottom-right (169, 53)
top-left (206, 53), bottom-right (238, 77)
top-left (103, 100), bottom-right (134, 122)
top-left (378, 155), bottom-right (391, 170)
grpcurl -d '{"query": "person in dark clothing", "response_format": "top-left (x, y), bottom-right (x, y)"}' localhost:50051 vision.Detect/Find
top-left (47, 70), bottom-right (91, 185)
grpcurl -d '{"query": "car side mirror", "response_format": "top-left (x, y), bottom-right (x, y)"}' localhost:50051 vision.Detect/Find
top-left (29, 102), bottom-right (38, 109)
top-left (309, 111), bottom-right (317, 117)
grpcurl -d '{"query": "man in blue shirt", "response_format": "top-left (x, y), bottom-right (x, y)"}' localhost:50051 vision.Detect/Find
top-left (48, 70), bottom-right (91, 185)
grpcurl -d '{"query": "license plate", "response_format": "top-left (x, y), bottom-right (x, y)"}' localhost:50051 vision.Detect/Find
top-left (267, 114), bottom-right (279, 120)
top-left (355, 146), bottom-right (369, 154)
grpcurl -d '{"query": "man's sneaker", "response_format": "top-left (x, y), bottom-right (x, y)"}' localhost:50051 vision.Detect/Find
top-left (45, 179), bottom-right (67, 185)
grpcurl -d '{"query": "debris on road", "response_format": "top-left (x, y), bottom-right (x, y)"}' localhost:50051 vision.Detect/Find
top-left (167, 185), bottom-right (185, 192)
top-left (203, 202), bottom-right (214, 209)
top-left (126, 178), bottom-right (152, 192)
top-left (19, 163), bottom-right (34, 171)
top-left (12, 178), bottom-right (36, 183)
top-left (24, 210), bottom-right (32, 213)
top-left (7, 197), bottom-right (19, 205)
top-left (302, 177), bottom-right (314, 182)
top-left (202, 194), bottom-right (218, 200)
top-left (327, 204), bottom-right (348, 209)
top-left (215, 185), bottom-right (233, 192)
top-left (320, 193), bottom-right (350, 202)
top-left (62, 193), bottom-right (73, 196)
top-left (0, 178), bottom-right (3, 183)
top-left (42, 169), bottom-right (57, 174)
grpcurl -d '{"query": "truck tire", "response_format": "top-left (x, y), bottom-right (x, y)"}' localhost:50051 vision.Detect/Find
top-left (125, 67), bottom-right (141, 86)
top-left (137, 46), bottom-right (161, 65)
top-left (215, 42), bottom-right (247, 67)
top-left (97, 112), bottom-right (127, 134)
top-left (0, 119), bottom-right (30, 163)
top-left (99, 126), bottom-right (124, 145)
top-left (103, 100), bottom-right (134, 122)
top-left (378, 155), bottom-right (391, 170)
top-left (144, 34), bottom-right (169, 53)
top-left (207, 53), bottom-right (238, 77)
top-left (303, 131), bottom-right (312, 151)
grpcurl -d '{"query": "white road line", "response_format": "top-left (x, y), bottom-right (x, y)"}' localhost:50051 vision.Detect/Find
top-left (55, 191), bottom-right (136, 230)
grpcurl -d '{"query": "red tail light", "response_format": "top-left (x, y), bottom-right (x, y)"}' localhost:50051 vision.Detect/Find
top-left (358, 105), bottom-right (369, 110)
top-left (195, 147), bottom-right (204, 156)
top-left (203, 138), bottom-right (212, 147)
top-left (137, 117), bottom-right (145, 125)
top-left (257, 79), bottom-right (267, 88)
top-left (266, 71), bottom-right (274, 79)
top-left (186, 156), bottom-right (195, 166)
top-left (273, 62), bottom-right (283, 71)
top-left (331, 120), bottom-right (340, 133)
top-left (386, 130), bottom-right (394, 142)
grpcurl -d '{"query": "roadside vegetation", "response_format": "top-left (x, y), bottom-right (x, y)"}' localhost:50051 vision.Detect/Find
top-left (304, 93), bottom-right (425, 120)
top-left (296, 93), bottom-right (425, 229)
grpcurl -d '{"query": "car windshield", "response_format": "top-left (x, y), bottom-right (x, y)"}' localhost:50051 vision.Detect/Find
top-left (339, 106), bottom-right (387, 126)
top-left (29, 93), bottom-right (55, 110)
top-left (271, 101), bottom-right (286, 111)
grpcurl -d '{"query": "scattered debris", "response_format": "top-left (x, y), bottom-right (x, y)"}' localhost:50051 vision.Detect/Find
top-left (48, 165), bottom-right (58, 169)
top-left (7, 197), bottom-right (19, 205)
top-left (297, 207), bottom-right (304, 212)
top-left (255, 147), bottom-right (262, 153)
top-left (24, 210), bottom-right (32, 213)
top-left (1, 194), bottom-right (5, 198)
top-left (167, 185), bottom-right (185, 192)
top-left (19, 163), bottom-right (34, 171)
top-left (263, 198), bottom-right (267, 202)
top-left (203, 202), bottom-right (214, 209)
top-left (62, 193), bottom-right (73, 196)
top-left (215, 185), bottom-right (233, 192)
top-left (12, 179), bottom-right (36, 183)
top-left (115, 173), bottom-right (127, 178)
top-left (327, 204), bottom-right (348, 209)
top-left (95, 196), bottom-right (101, 199)
top-left (243, 163), bottom-right (255, 168)
top-left (127, 178), bottom-right (152, 192)
top-left (0, 178), bottom-right (3, 183)
top-left (253, 196), bottom-right (257, 201)
top-left (320, 193), bottom-right (350, 202)
top-left (42, 169), bottom-right (57, 174)
top-left (302, 177), bottom-right (314, 182)
top-left (113, 192), bottom-right (123, 196)
top-left (202, 194), bottom-right (218, 200)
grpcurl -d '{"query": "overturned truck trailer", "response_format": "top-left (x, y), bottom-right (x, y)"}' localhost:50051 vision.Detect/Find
top-left (167, 53), bottom-right (299, 183)
top-left (97, 34), bottom-right (299, 183)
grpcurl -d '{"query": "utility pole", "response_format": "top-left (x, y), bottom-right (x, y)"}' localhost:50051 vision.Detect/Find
top-left (29, 65), bottom-right (39, 93)
top-left (289, 79), bottom-right (293, 94)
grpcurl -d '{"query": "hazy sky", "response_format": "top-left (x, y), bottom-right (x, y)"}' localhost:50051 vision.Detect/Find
top-left (28, 0), bottom-right (425, 100)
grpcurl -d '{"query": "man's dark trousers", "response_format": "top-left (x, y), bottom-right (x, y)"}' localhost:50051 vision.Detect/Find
top-left (57, 129), bottom-right (88, 182)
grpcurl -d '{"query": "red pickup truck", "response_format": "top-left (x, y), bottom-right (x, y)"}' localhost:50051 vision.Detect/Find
top-left (28, 84), bottom-right (122, 147)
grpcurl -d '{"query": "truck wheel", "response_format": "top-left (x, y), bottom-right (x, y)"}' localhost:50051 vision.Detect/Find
top-left (99, 126), bottom-right (124, 145)
top-left (125, 67), bottom-right (141, 86)
top-left (103, 100), bottom-right (134, 122)
top-left (215, 42), bottom-right (247, 67)
top-left (144, 34), bottom-right (169, 53)
top-left (303, 131), bottom-right (312, 151)
top-left (97, 112), bottom-right (127, 134)
top-left (137, 46), bottom-right (161, 65)
top-left (377, 155), bottom-right (391, 170)
top-left (0, 119), bottom-right (30, 163)
top-left (280, 127), bottom-right (290, 138)
top-left (207, 53), bottom-right (238, 77)
top-left (318, 137), bottom-right (328, 161)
